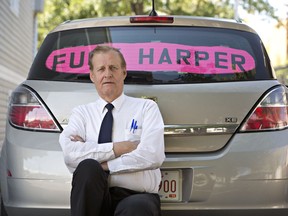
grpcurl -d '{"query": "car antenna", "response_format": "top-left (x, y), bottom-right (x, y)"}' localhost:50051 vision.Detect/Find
top-left (149, 0), bottom-right (158, 16)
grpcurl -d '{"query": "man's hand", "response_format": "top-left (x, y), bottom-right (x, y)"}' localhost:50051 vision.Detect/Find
top-left (102, 141), bottom-right (139, 172)
top-left (70, 135), bottom-right (85, 142)
top-left (113, 141), bottom-right (139, 157)
top-left (101, 161), bottom-right (109, 171)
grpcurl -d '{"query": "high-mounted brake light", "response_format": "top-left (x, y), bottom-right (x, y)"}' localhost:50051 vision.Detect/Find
top-left (8, 86), bottom-right (60, 132)
top-left (130, 16), bottom-right (174, 24)
top-left (240, 86), bottom-right (288, 132)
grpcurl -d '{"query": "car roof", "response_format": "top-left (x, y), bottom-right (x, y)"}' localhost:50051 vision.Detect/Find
top-left (50, 15), bottom-right (257, 34)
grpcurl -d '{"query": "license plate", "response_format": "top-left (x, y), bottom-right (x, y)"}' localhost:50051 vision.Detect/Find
top-left (159, 170), bottom-right (182, 202)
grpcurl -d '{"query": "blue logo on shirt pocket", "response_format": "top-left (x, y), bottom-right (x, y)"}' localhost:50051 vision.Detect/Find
top-left (130, 119), bottom-right (138, 133)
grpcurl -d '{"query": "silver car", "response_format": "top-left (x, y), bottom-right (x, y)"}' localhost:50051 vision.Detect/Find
top-left (1, 15), bottom-right (288, 216)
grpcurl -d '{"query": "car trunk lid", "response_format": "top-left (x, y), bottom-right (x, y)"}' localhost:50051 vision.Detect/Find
top-left (23, 79), bottom-right (279, 153)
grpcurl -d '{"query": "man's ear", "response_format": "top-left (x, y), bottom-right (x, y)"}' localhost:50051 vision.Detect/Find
top-left (123, 69), bottom-right (127, 78)
top-left (90, 71), bottom-right (95, 83)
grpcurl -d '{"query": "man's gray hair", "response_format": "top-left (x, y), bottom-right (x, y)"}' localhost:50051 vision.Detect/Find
top-left (88, 45), bottom-right (127, 70)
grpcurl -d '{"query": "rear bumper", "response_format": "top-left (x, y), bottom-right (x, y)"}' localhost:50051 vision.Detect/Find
top-left (2, 178), bottom-right (70, 216)
top-left (3, 169), bottom-right (288, 216)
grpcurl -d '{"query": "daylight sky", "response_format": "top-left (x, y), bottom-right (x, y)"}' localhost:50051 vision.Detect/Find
top-left (242, 0), bottom-right (287, 66)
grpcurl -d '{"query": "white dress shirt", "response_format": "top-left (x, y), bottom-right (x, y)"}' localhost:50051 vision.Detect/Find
top-left (59, 94), bottom-right (165, 193)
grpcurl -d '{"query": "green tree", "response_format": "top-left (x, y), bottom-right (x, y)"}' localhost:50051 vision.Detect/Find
top-left (241, 0), bottom-right (277, 19)
top-left (37, 0), bottom-right (278, 47)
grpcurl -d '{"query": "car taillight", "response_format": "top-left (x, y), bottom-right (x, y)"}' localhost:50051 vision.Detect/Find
top-left (240, 85), bottom-right (288, 132)
top-left (130, 16), bottom-right (174, 23)
top-left (8, 86), bottom-right (60, 132)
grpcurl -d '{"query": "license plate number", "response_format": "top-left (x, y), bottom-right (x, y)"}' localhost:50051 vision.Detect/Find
top-left (159, 170), bottom-right (182, 202)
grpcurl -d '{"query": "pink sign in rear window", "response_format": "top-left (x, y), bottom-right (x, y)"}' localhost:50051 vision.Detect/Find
top-left (46, 43), bottom-right (256, 74)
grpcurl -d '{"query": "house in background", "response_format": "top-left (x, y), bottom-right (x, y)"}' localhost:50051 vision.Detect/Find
top-left (0, 0), bottom-right (44, 148)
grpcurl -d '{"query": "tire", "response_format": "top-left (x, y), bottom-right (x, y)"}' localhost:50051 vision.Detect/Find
top-left (0, 193), bottom-right (8, 216)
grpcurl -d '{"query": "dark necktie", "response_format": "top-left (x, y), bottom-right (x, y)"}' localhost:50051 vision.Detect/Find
top-left (98, 103), bottom-right (114, 143)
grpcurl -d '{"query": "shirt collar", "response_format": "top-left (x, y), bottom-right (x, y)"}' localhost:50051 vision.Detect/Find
top-left (98, 93), bottom-right (125, 113)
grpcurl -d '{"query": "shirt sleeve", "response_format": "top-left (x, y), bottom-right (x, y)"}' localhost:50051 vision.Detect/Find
top-left (107, 100), bottom-right (165, 174)
top-left (59, 106), bottom-right (115, 173)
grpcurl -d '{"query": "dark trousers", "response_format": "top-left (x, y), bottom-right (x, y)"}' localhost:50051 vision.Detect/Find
top-left (71, 159), bottom-right (161, 216)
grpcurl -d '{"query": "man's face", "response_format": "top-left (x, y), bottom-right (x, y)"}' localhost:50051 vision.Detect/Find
top-left (90, 50), bottom-right (127, 102)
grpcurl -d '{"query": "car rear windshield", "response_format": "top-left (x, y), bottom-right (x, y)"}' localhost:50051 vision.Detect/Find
top-left (28, 26), bottom-right (273, 84)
